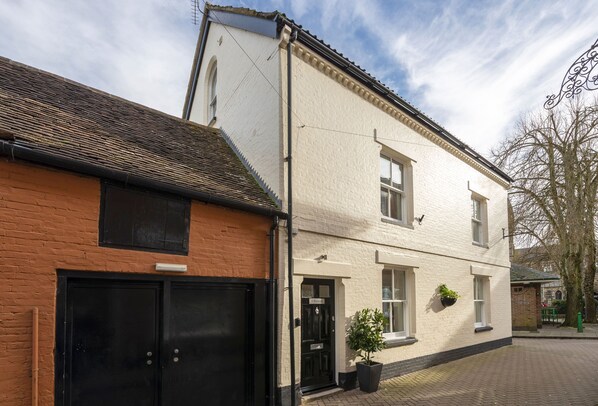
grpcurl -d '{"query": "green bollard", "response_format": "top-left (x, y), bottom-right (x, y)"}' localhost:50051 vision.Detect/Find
top-left (577, 312), bottom-right (583, 333)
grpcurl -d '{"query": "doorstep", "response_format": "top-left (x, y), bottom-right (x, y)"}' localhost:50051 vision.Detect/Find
top-left (301, 387), bottom-right (343, 404)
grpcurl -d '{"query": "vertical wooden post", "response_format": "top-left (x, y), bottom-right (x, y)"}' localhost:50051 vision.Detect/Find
top-left (32, 308), bottom-right (39, 406)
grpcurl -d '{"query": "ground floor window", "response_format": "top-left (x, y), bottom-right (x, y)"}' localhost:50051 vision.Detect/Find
top-left (382, 269), bottom-right (408, 338)
top-left (474, 276), bottom-right (488, 327)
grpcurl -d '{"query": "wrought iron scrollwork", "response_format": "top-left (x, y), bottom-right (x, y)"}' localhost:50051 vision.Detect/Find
top-left (545, 37), bottom-right (598, 109)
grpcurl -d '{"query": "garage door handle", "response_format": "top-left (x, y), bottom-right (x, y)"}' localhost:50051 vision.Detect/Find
top-left (146, 351), bottom-right (153, 366)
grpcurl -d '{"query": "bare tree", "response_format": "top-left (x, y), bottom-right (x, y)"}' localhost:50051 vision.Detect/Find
top-left (494, 99), bottom-right (598, 326)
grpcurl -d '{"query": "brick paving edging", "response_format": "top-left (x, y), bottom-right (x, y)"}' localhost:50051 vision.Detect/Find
top-left (513, 324), bottom-right (598, 340)
top-left (310, 339), bottom-right (598, 406)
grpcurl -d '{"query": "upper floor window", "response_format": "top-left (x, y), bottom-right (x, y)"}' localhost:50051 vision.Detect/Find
top-left (99, 182), bottom-right (191, 255)
top-left (471, 196), bottom-right (487, 245)
top-left (380, 154), bottom-right (406, 222)
top-left (382, 268), bottom-right (408, 338)
top-left (207, 64), bottom-right (217, 122)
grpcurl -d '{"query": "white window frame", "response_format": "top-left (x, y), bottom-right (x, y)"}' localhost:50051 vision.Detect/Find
top-left (207, 64), bottom-right (217, 122)
top-left (380, 154), bottom-right (407, 223)
top-left (382, 268), bottom-right (408, 339)
top-left (471, 196), bottom-right (487, 245)
top-left (474, 276), bottom-right (486, 327)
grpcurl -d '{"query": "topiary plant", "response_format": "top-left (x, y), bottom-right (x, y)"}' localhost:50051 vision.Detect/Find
top-left (347, 308), bottom-right (386, 365)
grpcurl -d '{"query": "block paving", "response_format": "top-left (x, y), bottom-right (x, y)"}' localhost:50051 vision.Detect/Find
top-left (309, 339), bottom-right (598, 405)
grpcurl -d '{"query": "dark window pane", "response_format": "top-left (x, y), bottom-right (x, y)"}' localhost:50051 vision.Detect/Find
top-left (392, 161), bottom-right (403, 190)
top-left (301, 285), bottom-right (314, 299)
top-left (100, 183), bottom-right (190, 254)
top-left (380, 155), bottom-right (391, 185)
top-left (382, 270), bottom-right (392, 300)
top-left (390, 190), bottom-right (402, 221)
top-left (381, 187), bottom-right (389, 216)
top-left (382, 302), bottom-right (391, 333)
top-left (392, 302), bottom-right (404, 332)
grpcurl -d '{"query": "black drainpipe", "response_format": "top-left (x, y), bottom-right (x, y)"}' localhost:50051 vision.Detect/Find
top-left (287, 30), bottom-right (298, 406)
top-left (269, 216), bottom-right (278, 406)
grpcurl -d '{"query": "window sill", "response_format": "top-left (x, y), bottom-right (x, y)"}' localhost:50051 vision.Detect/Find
top-left (384, 337), bottom-right (418, 348)
top-left (474, 326), bottom-right (493, 333)
top-left (381, 217), bottom-right (414, 229)
top-left (472, 241), bottom-right (489, 249)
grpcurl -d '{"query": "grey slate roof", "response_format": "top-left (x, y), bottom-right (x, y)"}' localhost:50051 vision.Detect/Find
top-left (0, 57), bottom-right (281, 215)
top-left (511, 263), bottom-right (560, 283)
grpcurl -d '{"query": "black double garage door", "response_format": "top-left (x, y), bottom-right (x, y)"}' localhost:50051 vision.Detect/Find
top-left (55, 272), bottom-right (269, 406)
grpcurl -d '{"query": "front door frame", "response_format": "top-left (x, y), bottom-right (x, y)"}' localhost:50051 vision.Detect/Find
top-left (300, 278), bottom-right (336, 393)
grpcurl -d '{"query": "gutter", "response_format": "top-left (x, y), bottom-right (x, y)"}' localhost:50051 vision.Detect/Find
top-left (0, 141), bottom-right (287, 220)
top-left (268, 217), bottom-right (279, 406)
top-left (286, 29), bottom-right (298, 406)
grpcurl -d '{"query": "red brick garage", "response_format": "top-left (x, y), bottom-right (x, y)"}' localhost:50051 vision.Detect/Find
top-left (0, 58), bottom-right (284, 405)
top-left (511, 264), bottom-right (559, 331)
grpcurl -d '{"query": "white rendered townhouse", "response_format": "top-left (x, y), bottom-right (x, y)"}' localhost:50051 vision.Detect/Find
top-left (183, 5), bottom-right (512, 405)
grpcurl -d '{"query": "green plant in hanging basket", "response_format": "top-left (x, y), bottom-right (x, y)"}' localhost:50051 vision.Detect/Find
top-left (347, 308), bottom-right (386, 365)
top-left (438, 284), bottom-right (460, 299)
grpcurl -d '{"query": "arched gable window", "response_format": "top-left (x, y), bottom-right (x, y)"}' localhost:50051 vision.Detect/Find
top-left (207, 63), bottom-right (217, 122)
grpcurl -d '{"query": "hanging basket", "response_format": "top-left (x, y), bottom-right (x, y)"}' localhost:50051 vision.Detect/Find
top-left (441, 297), bottom-right (457, 307)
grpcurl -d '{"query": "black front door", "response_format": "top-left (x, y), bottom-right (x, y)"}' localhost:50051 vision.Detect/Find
top-left (57, 274), bottom-right (267, 406)
top-left (300, 278), bottom-right (335, 392)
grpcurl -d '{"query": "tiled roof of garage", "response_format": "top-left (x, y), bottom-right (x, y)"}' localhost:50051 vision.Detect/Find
top-left (511, 263), bottom-right (560, 283)
top-left (0, 57), bottom-right (282, 216)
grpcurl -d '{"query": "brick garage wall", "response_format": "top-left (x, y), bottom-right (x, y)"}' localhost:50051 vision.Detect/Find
top-left (0, 159), bottom-right (272, 406)
top-left (511, 284), bottom-right (538, 331)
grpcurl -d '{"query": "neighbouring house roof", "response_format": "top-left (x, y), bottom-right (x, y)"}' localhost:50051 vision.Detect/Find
top-left (0, 57), bottom-right (284, 218)
top-left (511, 263), bottom-right (560, 284)
top-left (184, 4), bottom-right (512, 183)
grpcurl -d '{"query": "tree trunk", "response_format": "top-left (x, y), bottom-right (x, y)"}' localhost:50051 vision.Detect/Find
top-left (564, 283), bottom-right (581, 326)
top-left (563, 253), bottom-right (584, 327)
top-left (583, 239), bottom-right (597, 323)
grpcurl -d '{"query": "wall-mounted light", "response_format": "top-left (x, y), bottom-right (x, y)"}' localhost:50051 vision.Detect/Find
top-left (316, 254), bottom-right (327, 263)
top-left (155, 263), bottom-right (187, 273)
top-left (415, 214), bottom-right (425, 225)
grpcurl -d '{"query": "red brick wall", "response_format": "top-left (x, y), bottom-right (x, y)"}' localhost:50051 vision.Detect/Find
top-left (511, 284), bottom-right (539, 331)
top-left (0, 159), bottom-right (273, 405)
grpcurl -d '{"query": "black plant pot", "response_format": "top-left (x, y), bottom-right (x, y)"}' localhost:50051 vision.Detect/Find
top-left (441, 297), bottom-right (457, 307)
top-left (356, 361), bottom-right (383, 393)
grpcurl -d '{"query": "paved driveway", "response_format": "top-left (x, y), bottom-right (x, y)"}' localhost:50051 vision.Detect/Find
top-left (310, 339), bottom-right (598, 406)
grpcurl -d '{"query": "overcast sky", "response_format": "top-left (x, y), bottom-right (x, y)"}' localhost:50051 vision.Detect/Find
top-left (0, 0), bottom-right (596, 155)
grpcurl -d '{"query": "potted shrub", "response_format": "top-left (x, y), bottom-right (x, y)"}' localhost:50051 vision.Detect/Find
top-left (438, 284), bottom-right (460, 307)
top-left (347, 308), bottom-right (385, 393)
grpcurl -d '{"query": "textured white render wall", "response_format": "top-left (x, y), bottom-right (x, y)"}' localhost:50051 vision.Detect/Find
top-left (188, 24), bottom-right (283, 198)
top-left (276, 42), bottom-right (512, 387)
top-left (289, 50), bottom-right (510, 266)
top-left (291, 234), bottom-right (511, 372)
